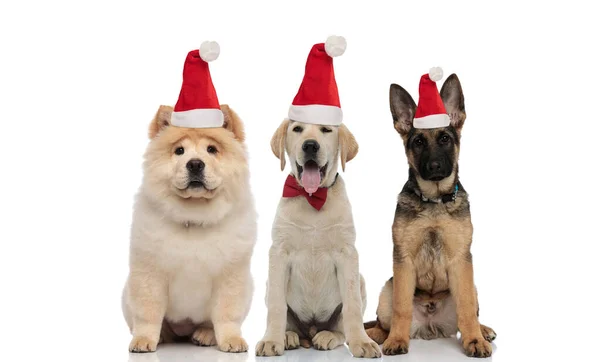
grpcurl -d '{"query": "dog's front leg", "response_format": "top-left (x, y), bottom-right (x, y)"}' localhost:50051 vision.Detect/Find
top-left (255, 244), bottom-right (289, 357)
top-left (334, 245), bottom-right (381, 358)
top-left (382, 245), bottom-right (415, 355)
top-left (448, 259), bottom-right (492, 357)
top-left (211, 257), bottom-right (253, 353)
top-left (127, 269), bottom-right (168, 353)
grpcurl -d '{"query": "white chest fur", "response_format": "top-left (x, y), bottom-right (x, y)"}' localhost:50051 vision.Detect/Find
top-left (286, 239), bottom-right (343, 321)
top-left (272, 178), bottom-right (355, 323)
top-left (129, 195), bottom-right (256, 323)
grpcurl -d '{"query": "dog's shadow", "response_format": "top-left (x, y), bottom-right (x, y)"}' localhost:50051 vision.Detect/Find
top-left (127, 338), bottom-right (497, 361)
top-left (127, 344), bottom-right (353, 362)
top-left (255, 347), bottom-right (354, 362)
top-left (128, 344), bottom-right (251, 362)
top-left (383, 337), bottom-right (498, 361)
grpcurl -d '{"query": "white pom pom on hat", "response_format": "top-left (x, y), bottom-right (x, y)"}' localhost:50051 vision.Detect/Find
top-left (325, 35), bottom-right (347, 57)
top-left (429, 66), bottom-right (443, 82)
top-left (199, 41), bottom-right (220, 62)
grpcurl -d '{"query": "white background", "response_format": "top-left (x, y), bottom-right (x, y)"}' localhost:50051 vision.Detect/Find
top-left (1, 1), bottom-right (599, 361)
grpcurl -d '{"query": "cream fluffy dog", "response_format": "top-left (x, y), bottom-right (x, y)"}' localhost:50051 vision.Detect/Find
top-left (122, 105), bottom-right (257, 353)
top-left (255, 120), bottom-right (381, 358)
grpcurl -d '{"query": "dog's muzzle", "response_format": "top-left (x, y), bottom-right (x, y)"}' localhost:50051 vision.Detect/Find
top-left (422, 159), bottom-right (452, 181)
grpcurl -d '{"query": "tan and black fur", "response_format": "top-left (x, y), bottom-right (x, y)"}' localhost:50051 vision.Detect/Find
top-left (364, 74), bottom-right (496, 357)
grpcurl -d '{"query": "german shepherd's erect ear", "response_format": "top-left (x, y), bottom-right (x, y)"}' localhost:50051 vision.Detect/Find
top-left (271, 119), bottom-right (290, 171)
top-left (389, 84), bottom-right (417, 139)
top-left (440, 74), bottom-right (466, 133)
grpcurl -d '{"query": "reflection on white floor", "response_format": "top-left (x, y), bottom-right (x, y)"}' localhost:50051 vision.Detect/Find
top-left (127, 338), bottom-right (497, 362)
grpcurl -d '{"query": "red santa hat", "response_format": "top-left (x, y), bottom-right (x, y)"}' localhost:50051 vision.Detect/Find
top-left (413, 67), bottom-right (451, 129)
top-left (170, 41), bottom-right (223, 128)
top-left (288, 35), bottom-right (347, 126)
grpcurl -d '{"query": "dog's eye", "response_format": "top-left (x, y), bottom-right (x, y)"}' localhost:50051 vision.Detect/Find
top-left (320, 127), bottom-right (332, 133)
top-left (292, 126), bottom-right (303, 133)
top-left (207, 145), bottom-right (218, 154)
top-left (414, 138), bottom-right (424, 147)
top-left (174, 147), bottom-right (185, 155)
top-left (440, 135), bottom-right (450, 144)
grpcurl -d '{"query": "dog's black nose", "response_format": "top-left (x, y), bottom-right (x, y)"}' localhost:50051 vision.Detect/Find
top-left (186, 159), bottom-right (205, 174)
top-left (427, 161), bottom-right (441, 171)
top-left (302, 140), bottom-right (320, 154)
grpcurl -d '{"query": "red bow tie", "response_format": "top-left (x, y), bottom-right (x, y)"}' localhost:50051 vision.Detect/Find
top-left (282, 174), bottom-right (328, 211)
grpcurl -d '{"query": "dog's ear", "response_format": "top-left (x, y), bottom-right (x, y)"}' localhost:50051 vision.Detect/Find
top-left (221, 104), bottom-right (245, 142)
top-left (389, 84), bottom-right (416, 137)
top-left (440, 74), bottom-right (466, 132)
top-left (271, 119), bottom-right (290, 171)
top-left (338, 124), bottom-right (358, 172)
top-left (148, 105), bottom-right (173, 139)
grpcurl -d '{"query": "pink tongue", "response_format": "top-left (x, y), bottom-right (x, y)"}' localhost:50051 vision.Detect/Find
top-left (301, 166), bottom-right (321, 194)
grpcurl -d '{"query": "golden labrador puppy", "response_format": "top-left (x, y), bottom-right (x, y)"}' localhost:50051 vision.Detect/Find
top-left (256, 119), bottom-right (381, 358)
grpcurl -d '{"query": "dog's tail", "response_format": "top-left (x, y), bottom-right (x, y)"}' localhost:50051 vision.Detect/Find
top-left (363, 320), bottom-right (378, 329)
top-left (363, 319), bottom-right (390, 345)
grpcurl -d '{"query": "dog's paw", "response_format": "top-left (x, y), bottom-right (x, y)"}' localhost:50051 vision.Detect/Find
top-left (191, 327), bottom-right (217, 346)
top-left (365, 327), bottom-right (388, 345)
top-left (463, 337), bottom-right (492, 358)
top-left (284, 331), bottom-right (300, 350)
top-left (129, 336), bottom-right (158, 353)
top-left (312, 330), bottom-right (343, 350)
top-left (348, 339), bottom-right (382, 358)
top-left (480, 324), bottom-right (497, 342)
top-left (382, 336), bottom-right (409, 355)
top-left (218, 336), bottom-right (248, 353)
top-left (255, 339), bottom-right (284, 356)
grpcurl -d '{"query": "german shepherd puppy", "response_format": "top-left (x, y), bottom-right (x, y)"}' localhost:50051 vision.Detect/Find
top-left (364, 74), bottom-right (496, 357)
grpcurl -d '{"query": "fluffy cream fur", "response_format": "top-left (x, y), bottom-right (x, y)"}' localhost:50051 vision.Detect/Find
top-left (256, 120), bottom-right (381, 358)
top-left (122, 105), bottom-right (257, 353)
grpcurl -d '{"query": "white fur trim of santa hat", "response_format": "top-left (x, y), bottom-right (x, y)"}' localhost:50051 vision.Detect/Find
top-left (171, 108), bottom-right (224, 128)
top-left (288, 104), bottom-right (343, 126)
top-left (413, 114), bottom-right (450, 129)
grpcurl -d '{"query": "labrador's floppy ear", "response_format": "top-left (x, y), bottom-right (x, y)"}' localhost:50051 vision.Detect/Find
top-left (148, 105), bottom-right (173, 139)
top-left (221, 104), bottom-right (245, 142)
top-left (270, 119), bottom-right (290, 171)
top-left (338, 124), bottom-right (358, 172)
